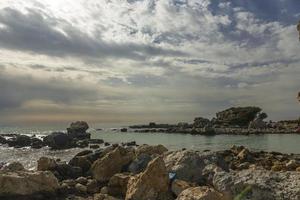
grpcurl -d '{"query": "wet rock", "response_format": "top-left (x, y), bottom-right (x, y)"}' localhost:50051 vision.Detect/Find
top-left (89, 139), bottom-right (104, 144)
top-left (37, 157), bottom-right (57, 171)
top-left (107, 173), bottom-right (131, 197)
top-left (31, 137), bottom-right (44, 149)
top-left (0, 135), bottom-right (7, 144)
top-left (7, 135), bottom-right (32, 147)
top-left (176, 186), bottom-right (223, 200)
top-left (76, 176), bottom-right (88, 185)
top-left (91, 146), bottom-right (135, 182)
top-left (43, 132), bottom-right (72, 149)
top-left (2, 162), bottom-right (24, 171)
top-left (120, 128), bottom-right (127, 132)
top-left (213, 169), bottom-right (300, 200)
top-left (125, 141), bottom-right (136, 146)
top-left (128, 153), bottom-right (152, 174)
top-left (286, 160), bottom-right (299, 170)
top-left (125, 157), bottom-right (170, 200)
top-left (76, 150), bottom-right (93, 157)
top-left (0, 170), bottom-right (59, 196)
top-left (136, 144), bottom-right (168, 156)
top-left (171, 179), bottom-right (194, 197)
top-left (55, 162), bottom-right (82, 180)
top-left (90, 144), bottom-right (100, 149)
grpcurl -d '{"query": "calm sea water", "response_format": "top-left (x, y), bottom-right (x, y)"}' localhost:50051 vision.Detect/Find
top-left (0, 127), bottom-right (299, 169)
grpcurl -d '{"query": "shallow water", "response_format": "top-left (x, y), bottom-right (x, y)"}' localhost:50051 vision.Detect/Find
top-left (0, 127), bottom-right (299, 169)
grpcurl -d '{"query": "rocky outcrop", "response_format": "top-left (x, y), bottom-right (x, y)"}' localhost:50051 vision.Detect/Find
top-left (43, 132), bottom-right (73, 149)
top-left (0, 170), bottom-right (59, 197)
top-left (128, 153), bottom-right (152, 174)
top-left (125, 157), bottom-right (170, 200)
top-left (37, 157), bottom-right (57, 171)
top-left (91, 147), bottom-right (135, 182)
top-left (193, 117), bottom-right (210, 128)
top-left (213, 169), bottom-right (300, 200)
top-left (176, 186), bottom-right (224, 200)
top-left (215, 106), bottom-right (262, 126)
top-left (107, 173), bottom-right (131, 197)
top-left (171, 179), bottom-right (194, 197)
top-left (135, 144), bottom-right (168, 156)
top-left (67, 121), bottom-right (90, 140)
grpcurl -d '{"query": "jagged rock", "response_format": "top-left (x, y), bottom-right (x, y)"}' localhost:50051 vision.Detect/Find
top-left (0, 170), bottom-right (59, 196)
top-left (171, 179), bottom-right (194, 197)
top-left (108, 173), bottom-right (131, 197)
top-left (164, 150), bottom-right (227, 184)
top-left (215, 106), bottom-right (262, 126)
top-left (37, 157), bottom-right (57, 171)
top-left (213, 169), bottom-right (300, 200)
top-left (2, 162), bottom-right (24, 171)
top-left (125, 157), bottom-right (170, 200)
top-left (176, 186), bottom-right (223, 200)
top-left (55, 162), bottom-right (82, 180)
top-left (91, 146), bottom-right (135, 182)
top-left (128, 153), bottom-right (152, 174)
top-left (136, 144), bottom-right (168, 156)
top-left (67, 121), bottom-right (90, 140)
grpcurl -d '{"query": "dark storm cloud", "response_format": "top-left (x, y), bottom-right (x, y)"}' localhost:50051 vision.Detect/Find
top-left (0, 8), bottom-right (185, 61)
top-left (0, 74), bottom-right (98, 111)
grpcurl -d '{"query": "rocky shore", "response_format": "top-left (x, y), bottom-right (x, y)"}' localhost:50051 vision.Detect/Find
top-left (0, 141), bottom-right (300, 199)
top-left (130, 106), bottom-right (300, 135)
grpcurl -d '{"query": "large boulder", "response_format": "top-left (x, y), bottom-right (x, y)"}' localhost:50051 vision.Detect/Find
top-left (171, 179), bottom-right (194, 197)
top-left (0, 135), bottom-right (7, 144)
top-left (136, 144), bottom-right (168, 156)
top-left (164, 150), bottom-right (227, 184)
top-left (43, 132), bottom-right (72, 149)
top-left (67, 121), bottom-right (90, 140)
top-left (0, 170), bottom-right (59, 197)
top-left (125, 157), bottom-right (170, 200)
top-left (128, 153), bottom-right (152, 174)
top-left (213, 169), bottom-right (300, 200)
top-left (91, 147), bottom-right (135, 182)
top-left (107, 173), bottom-right (131, 197)
top-left (215, 106), bottom-right (262, 127)
top-left (176, 186), bottom-right (223, 200)
top-left (7, 135), bottom-right (32, 147)
top-left (69, 155), bottom-right (92, 174)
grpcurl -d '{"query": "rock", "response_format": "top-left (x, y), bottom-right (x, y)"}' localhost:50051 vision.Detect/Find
top-left (87, 179), bottom-right (99, 194)
top-left (37, 157), bottom-right (57, 171)
top-left (31, 137), bottom-right (44, 149)
top-left (164, 150), bottom-right (227, 184)
top-left (89, 139), bottom-right (104, 144)
top-left (67, 121), bottom-right (90, 140)
top-left (75, 183), bottom-right (87, 194)
top-left (125, 157), bottom-right (170, 200)
top-left (215, 106), bottom-right (262, 126)
top-left (94, 193), bottom-right (122, 200)
top-left (271, 163), bottom-right (285, 172)
top-left (101, 186), bottom-right (109, 194)
top-left (120, 128), bottom-right (127, 132)
top-left (0, 170), bottom-right (59, 196)
top-left (0, 135), bottom-right (7, 144)
top-left (286, 160), bottom-right (299, 170)
top-left (171, 179), bottom-right (193, 197)
top-left (128, 153), bottom-right (152, 174)
top-left (249, 118), bottom-right (267, 129)
top-left (237, 148), bottom-right (253, 162)
top-left (55, 162), bottom-right (82, 180)
top-left (76, 150), bottom-right (93, 157)
top-left (136, 144), bottom-right (168, 156)
top-left (43, 132), bottom-right (72, 149)
top-left (76, 176), bottom-right (88, 185)
top-left (7, 135), bottom-right (32, 147)
top-left (2, 162), bottom-right (24, 171)
top-left (91, 146), bottom-right (135, 182)
top-left (176, 186), bottom-right (223, 200)
top-left (193, 117), bottom-right (210, 128)
top-left (213, 169), bottom-right (300, 200)
top-left (90, 144), bottom-right (100, 149)
top-left (107, 173), bottom-right (131, 197)
top-left (69, 156), bottom-right (92, 173)
top-left (125, 141), bottom-right (136, 146)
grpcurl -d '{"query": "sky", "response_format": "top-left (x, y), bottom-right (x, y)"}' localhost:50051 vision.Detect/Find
top-left (0, 0), bottom-right (299, 126)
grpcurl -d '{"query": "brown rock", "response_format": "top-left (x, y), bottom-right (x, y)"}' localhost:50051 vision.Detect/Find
top-left (75, 183), bottom-right (87, 194)
top-left (87, 179), bottom-right (99, 194)
top-left (125, 157), bottom-right (169, 200)
top-left (171, 179), bottom-right (193, 197)
top-left (94, 193), bottom-right (122, 200)
top-left (37, 157), bottom-right (57, 171)
top-left (91, 146), bottom-right (135, 182)
top-left (176, 186), bottom-right (223, 200)
top-left (108, 173), bottom-right (131, 197)
top-left (286, 160), bottom-right (298, 170)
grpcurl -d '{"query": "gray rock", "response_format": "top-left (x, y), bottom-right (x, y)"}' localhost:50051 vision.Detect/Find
top-left (213, 169), bottom-right (300, 200)
top-left (128, 153), bottom-right (152, 174)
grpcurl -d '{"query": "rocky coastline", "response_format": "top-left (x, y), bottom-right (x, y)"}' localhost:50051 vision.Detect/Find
top-left (0, 122), bottom-right (300, 200)
top-left (129, 106), bottom-right (300, 135)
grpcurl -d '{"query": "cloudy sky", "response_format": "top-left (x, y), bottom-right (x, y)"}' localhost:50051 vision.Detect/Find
top-left (0, 0), bottom-right (299, 126)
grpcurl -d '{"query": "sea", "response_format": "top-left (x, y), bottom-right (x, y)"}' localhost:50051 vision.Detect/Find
top-left (0, 126), bottom-right (299, 170)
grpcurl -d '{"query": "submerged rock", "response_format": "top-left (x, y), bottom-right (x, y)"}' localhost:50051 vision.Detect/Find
top-left (125, 157), bottom-right (170, 200)
top-left (0, 170), bottom-right (59, 197)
